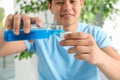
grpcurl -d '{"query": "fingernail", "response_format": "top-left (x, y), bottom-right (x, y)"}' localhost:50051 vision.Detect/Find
top-left (75, 55), bottom-right (79, 59)
top-left (14, 30), bottom-right (19, 35)
top-left (64, 34), bottom-right (69, 39)
top-left (6, 26), bottom-right (10, 30)
top-left (64, 32), bottom-right (72, 39)
top-left (68, 50), bottom-right (72, 53)
top-left (37, 22), bottom-right (42, 27)
top-left (59, 41), bottom-right (64, 46)
top-left (24, 27), bottom-right (30, 34)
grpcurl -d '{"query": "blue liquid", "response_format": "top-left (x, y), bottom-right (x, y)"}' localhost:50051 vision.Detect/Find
top-left (4, 29), bottom-right (64, 41)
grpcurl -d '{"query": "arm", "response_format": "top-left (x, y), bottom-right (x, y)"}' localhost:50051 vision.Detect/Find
top-left (97, 47), bottom-right (120, 80)
top-left (0, 28), bottom-right (26, 56)
top-left (0, 14), bottom-right (41, 56)
top-left (59, 32), bottom-right (120, 80)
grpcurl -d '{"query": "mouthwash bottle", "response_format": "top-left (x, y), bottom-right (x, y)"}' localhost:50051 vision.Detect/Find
top-left (4, 24), bottom-right (64, 41)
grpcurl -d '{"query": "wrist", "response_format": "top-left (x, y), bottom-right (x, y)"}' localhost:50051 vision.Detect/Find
top-left (96, 50), bottom-right (112, 66)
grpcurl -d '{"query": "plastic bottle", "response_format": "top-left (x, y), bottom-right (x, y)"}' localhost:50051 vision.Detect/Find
top-left (4, 24), bottom-right (64, 41)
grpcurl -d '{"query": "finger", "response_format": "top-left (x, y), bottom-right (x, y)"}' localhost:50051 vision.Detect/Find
top-left (74, 54), bottom-right (89, 60)
top-left (5, 14), bottom-right (14, 30)
top-left (60, 39), bottom-right (89, 46)
top-left (21, 14), bottom-right (31, 34)
top-left (13, 14), bottom-right (22, 35)
top-left (30, 17), bottom-right (42, 27)
top-left (64, 32), bottom-right (89, 39)
top-left (68, 46), bottom-right (91, 53)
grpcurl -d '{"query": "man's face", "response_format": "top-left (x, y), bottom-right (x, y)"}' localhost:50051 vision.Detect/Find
top-left (48, 0), bottom-right (84, 27)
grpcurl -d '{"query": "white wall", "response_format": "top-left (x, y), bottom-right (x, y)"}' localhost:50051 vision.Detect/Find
top-left (103, 0), bottom-right (120, 54)
top-left (15, 54), bottom-right (38, 80)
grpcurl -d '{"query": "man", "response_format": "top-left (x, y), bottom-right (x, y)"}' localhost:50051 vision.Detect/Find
top-left (0, 0), bottom-right (120, 80)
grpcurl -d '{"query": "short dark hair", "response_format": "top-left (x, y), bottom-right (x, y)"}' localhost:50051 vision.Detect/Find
top-left (48, 0), bottom-right (52, 3)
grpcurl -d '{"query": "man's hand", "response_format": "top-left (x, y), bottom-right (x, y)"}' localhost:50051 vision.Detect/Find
top-left (5, 14), bottom-right (42, 35)
top-left (59, 32), bottom-right (103, 64)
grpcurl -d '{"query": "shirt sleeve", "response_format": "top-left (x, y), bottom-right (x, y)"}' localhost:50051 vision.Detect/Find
top-left (24, 40), bottom-right (34, 52)
top-left (95, 27), bottom-right (112, 49)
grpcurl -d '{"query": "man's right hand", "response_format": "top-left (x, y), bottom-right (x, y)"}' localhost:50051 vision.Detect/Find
top-left (5, 14), bottom-right (42, 35)
top-left (0, 14), bottom-right (42, 56)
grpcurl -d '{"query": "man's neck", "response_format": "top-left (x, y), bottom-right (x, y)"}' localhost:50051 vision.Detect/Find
top-left (63, 22), bottom-right (78, 32)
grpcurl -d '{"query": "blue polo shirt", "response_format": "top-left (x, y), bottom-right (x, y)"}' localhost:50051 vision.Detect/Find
top-left (25, 22), bottom-right (112, 80)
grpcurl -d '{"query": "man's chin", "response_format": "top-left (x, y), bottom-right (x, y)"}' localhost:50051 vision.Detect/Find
top-left (62, 24), bottom-right (73, 28)
top-left (60, 21), bottom-right (75, 27)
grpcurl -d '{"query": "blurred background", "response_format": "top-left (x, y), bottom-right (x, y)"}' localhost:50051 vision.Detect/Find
top-left (0, 0), bottom-right (120, 80)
